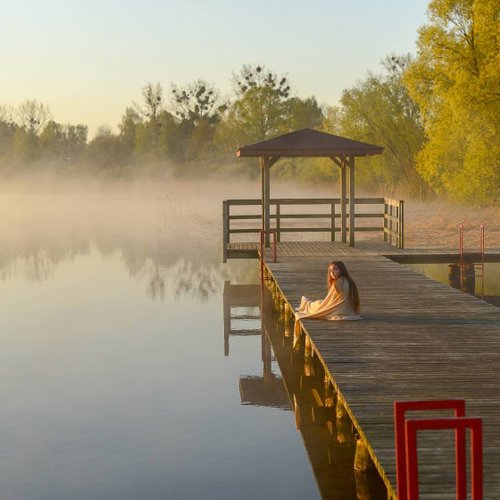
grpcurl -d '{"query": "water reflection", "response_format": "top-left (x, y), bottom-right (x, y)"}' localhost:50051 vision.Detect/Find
top-left (223, 282), bottom-right (261, 355)
top-left (405, 262), bottom-right (500, 307)
top-left (0, 193), bottom-right (256, 301)
top-left (223, 281), bottom-right (388, 499)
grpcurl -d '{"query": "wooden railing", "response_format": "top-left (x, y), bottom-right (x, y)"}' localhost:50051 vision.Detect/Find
top-left (222, 197), bottom-right (404, 260)
top-left (383, 198), bottom-right (405, 249)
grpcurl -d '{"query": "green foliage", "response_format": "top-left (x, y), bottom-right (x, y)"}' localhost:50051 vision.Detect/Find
top-left (215, 64), bottom-right (324, 178)
top-left (285, 97), bottom-right (323, 131)
top-left (0, 119), bottom-right (17, 165)
top-left (13, 127), bottom-right (39, 164)
top-left (16, 99), bottom-right (52, 135)
top-left (168, 80), bottom-right (227, 164)
top-left (404, 0), bottom-right (500, 204)
top-left (39, 121), bottom-right (88, 166)
top-left (0, 51), bottom-right (496, 205)
top-left (85, 126), bottom-right (127, 171)
top-left (170, 80), bottom-right (226, 126)
top-left (224, 85), bottom-right (287, 144)
top-left (219, 65), bottom-right (291, 148)
top-left (234, 64), bottom-right (290, 98)
top-left (136, 82), bottom-right (163, 122)
top-left (119, 107), bottom-right (143, 157)
top-left (321, 106), bottom-right (343, 135)
top-left (340, 54), bottom-right (427, 197)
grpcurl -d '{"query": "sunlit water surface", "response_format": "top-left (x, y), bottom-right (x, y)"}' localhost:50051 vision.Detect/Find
top-left (0, 189), bottom-right (327, 500)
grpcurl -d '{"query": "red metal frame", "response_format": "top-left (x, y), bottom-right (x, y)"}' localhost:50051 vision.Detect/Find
top-left (394, 400), bottom-right (467, 500)
top-left (260, 229), bottom-right (277, 283)
top-left (260, 229), bottom-right (277, 263)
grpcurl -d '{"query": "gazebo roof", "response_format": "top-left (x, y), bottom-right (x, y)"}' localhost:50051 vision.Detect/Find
top-left (236, 128), bottom-right (383, 158)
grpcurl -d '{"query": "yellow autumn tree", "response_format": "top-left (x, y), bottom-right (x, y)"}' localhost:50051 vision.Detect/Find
top-left (405, 0), bottom-right (500, 204)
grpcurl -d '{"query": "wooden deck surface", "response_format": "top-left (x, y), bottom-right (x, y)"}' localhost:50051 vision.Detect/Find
top-left (263, 252), bottom-right (500, 499)
top-left (227, 240), bottom-right (500, 262)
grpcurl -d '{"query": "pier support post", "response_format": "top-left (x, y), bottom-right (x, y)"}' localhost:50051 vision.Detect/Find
top-left (283, 303), bottom-right (291, 337)
top-left (354, 437), bottom-right (375, 472)
top-left (274, 289), bottom-right (281, 310)
top-left (462, 263), bottom-right (476, 294)
top-left (293, 320), bottom-right (302, 350)
top-left (284, 302), bottom-right (290, 337)
top-left (303, 355), bottom-right (315, 378)
top-left (279, 296), bottom-right (286, 318)
top-left (448, 264), bottom-right (461, 289)
top-left (336, 399), bottom-right (354, 445)
top-left (304, 335), bottom-right (313, 358)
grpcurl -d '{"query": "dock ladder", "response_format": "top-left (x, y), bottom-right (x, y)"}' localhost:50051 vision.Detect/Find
top-left (458, 224), bottom-right (485, 298)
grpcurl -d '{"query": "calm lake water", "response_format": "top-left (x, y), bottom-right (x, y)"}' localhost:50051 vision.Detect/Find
top-left (403, 262), bottom-right (500, 307)
top-left (0, 189), bottom-right (385, 499)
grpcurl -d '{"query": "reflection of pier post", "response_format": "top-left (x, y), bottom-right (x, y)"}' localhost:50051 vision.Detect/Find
top-left (222, 281), bottom-right (261, 356)
top-left (224, 281), bottom-right (289, 409)
top-left (262, 324), bottom-right (272, 383)
top-left (239, 317), bottom-right (289, 408)
top-left (239, 324), bottom-right (289, 409)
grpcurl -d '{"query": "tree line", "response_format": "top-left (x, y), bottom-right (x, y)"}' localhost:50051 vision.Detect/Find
top-left (0, 0), bottom-right (498, 204)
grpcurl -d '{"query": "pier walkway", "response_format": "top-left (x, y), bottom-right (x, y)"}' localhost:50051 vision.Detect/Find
top-left (228, 239), bottom-right (500, 262)
top-left (258, 242), bottom-right (500, 498)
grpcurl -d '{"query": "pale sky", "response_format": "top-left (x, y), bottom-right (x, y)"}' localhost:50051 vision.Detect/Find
top-left (1, 0), bottom-right (429, 137)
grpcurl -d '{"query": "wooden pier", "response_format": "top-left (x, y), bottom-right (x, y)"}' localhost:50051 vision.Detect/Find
top-left (255, 241), bottom-right (500, 498)
top-left (224, 127), bottom-right (499, 497)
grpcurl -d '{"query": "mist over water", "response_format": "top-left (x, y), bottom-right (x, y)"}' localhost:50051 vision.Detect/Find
top-left (1, 174), bottom-right (498, 299)
top-left (0, 176), bottom-right (353, 288)
top-left (1, 178), bottom-right (231, 288)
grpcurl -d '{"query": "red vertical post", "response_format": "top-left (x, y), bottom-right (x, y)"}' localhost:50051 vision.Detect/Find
top-left (394, 402), bottom-right (409, 498)
top-left (456, 419), bottom-right (467, 500)
top-left (471, 418), bottom-right (483, 500)
top-left (405, 420), bottom-right (420, 500)
top-left (260, 230), bottom-right (277, 281)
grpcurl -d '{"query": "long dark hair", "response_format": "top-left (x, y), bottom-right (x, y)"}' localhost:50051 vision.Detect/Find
top-left (327, 260), bottom-right (360, 313)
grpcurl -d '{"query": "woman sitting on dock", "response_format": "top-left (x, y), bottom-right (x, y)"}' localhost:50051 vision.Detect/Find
top-left (295, 261), bottom-right (361, 321)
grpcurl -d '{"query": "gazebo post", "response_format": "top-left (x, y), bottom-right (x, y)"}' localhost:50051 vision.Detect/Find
top-left (340, 159), bottom-right (347, 243)
top-left (348, 156), bottom-right (355, 246)
top-left (260, 156), bottom-right (271, 247)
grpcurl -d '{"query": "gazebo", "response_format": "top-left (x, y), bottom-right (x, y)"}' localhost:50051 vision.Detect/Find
top-left (236, 128), bottom-right (383, 247)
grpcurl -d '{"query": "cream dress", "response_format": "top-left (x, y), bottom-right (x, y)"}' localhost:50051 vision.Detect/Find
top-left (295, 277), bottom-right (361, 321)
